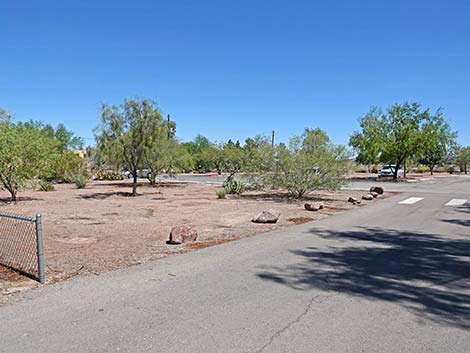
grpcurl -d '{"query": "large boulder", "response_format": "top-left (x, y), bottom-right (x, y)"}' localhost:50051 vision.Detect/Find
top-left (304, 203), bottom-right (324, 211)
top-left (370, 186), bottom-right (384, 195)
top-left (362, 194), bottom-right (374, 201)
top-left (252, 209), bottom-right (280, 224)
top-left (168, 225), bottom-right (198, 244)
top-left (370, 191), bottom-right (379, 198)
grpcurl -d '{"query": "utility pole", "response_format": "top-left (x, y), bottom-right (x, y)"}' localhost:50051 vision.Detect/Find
top-left (167, 114), bottom-right (171, 139)
top-left (271, 130), bottom-right (275, 147)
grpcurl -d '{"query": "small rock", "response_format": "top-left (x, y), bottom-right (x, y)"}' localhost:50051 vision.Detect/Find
top-left (370, 191), bottom-right (379, 198)
top-left (362, 194), bottom-right (374, 201)
top-left (252, 209), bottom-right (280, 224)
top-left (304, 203), bottom-right (324, 211)
top-left (370, 186), bottom-right (384, 195)
top-left (168, 225), bottom-right (198, 244)
top-left (348, 196), bottom-right (361, 205)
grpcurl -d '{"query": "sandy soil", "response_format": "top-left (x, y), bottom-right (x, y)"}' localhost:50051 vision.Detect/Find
top-left (0, 180), bottom-right (389, 297)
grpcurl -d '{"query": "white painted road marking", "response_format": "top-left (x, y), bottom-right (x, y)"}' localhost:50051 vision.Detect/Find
top-left (445, 199), bottom-right (468, 206)
top-left (399, 197), bottom-right (424, 205)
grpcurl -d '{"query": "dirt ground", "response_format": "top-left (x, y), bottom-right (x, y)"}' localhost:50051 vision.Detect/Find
top-left (0, 180), bottom-right (389, 297)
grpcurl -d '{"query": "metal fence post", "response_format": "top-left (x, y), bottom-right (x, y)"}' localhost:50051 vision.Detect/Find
top-left (35, 214), bottom-right (45, 283)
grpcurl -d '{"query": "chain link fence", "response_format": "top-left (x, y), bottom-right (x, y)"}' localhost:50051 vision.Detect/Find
top-left (0, 211), bottom-right (45, 283)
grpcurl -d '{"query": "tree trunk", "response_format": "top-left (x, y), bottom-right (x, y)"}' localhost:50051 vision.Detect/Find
top-left (430, 166), bottom-right (434, 175)
top-left (393, 159), bottom-right (404, 180)
top-left (465, 163), bottom-right (468, 174)
top-left (132, 174), bottom-right (138, 196)
top-left (393, 164), bottom-right (399, 180)
top-left (149, 170), bottom-right (156, 186)
top-left (10, 189), bottom-right (17, 202)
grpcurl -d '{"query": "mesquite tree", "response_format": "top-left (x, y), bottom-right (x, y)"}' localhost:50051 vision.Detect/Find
top-left (350, 102), bottom-right (456, 180)
top-left (418, 110), bottom-right (457, 175)
top-left (457, 147), bottom-right (470, 174)
top-left (95, 98), bottom-right (163, 196)
top-left (0, 120), bottom-right (57, 201)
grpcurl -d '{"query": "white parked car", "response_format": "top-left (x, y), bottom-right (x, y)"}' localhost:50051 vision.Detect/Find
top-left (379, 165), bottom-right (404, 178)
top-left (124, 169), bottom-right (152, 179)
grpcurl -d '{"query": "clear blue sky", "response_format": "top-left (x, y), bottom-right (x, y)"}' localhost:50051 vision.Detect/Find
top-left (1, 0), bottom-right (469, 146)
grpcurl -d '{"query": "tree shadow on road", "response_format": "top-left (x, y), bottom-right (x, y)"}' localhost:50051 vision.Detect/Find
top-left (257, 227), bottom-right (470, 329)
top-left (442, 203), bottom-right (470, 227)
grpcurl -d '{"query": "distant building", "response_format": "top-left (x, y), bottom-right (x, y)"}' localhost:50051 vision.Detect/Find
top-left (72, 150), bottom-right (86, 159)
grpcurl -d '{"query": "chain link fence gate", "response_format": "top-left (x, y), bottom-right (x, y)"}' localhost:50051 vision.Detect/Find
top-left (0, 211), bottom-right (45, 283)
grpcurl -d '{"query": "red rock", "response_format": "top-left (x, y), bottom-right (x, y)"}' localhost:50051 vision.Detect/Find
top-left (370, 186), bottom-right (384, 195)
top-left (252, 209), bottom-right (280, 223)
top-left (168, 225), bottom-right (198, 244)
top-left (304, 203), bottom-right (324, 211)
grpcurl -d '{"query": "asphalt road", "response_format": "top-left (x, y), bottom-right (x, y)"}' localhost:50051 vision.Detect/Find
top-left (1, 176), bottom-right (469, 352)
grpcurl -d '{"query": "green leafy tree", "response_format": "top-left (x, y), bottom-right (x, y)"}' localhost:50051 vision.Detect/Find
top-left (418, 110), bottom-right (457, 174)
top-left (221, 139), bottom-right (244, 180)
top-left (146, 135), bottom-right (195, 184)
top-left (351, 102), bottom-right (448, 179)
top-left (44, 151), bottom-right (86, 182)
top-left (0, 122), bottom-right (57, 201)
top-left (168, 142), bottom-right (194, 173)
top-left (54, 123), bottom-right (84, 151)
top-left (201, 144), bottom-right (224, 174)
top-left (349, 108), bottom-right (382, 171)
top-left (143, 114), bottom-right (167, 185)
top-left (381, 103), bottom-right (433, 179)
top-left (456, 146), bottom-right (470, 174)
top-left (19, 121), bottom-right (84, 152)
top-left (243, 135), bottom-right (275, 174)
top-left (183, 135), bottom-right (214, 172)
top-left (95, 98), bottom-right (163, 196)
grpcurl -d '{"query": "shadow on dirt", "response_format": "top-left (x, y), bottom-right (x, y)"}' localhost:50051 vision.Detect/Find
top-left (0, 196), bottom-right (43, 204)
top-left (239, 192), bottom-right (339, 204)
top-left (257, 226), bottom-right (470, 329)
top-left (78, 192), bottom-right (135, 200)
top-left (93, 181), bottom-right (187, 189)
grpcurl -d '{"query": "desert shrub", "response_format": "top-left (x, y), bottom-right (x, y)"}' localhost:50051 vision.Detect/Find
top-left (416, 165), bottom-right (428, 173)
top-left (44, 151), bottom-right (85, 183)
top-left (73, 175), bottom-right (88, 189)
top-left (258, 129), bottom-right (350, 198)
top-left (216, 189), bottom-right (226, 199)
top-left (371, 165), bottom-right (379, 174)
top-left (224, 180), bottom-right (245, 195)
top-left (94, 170), bottom-right (124, 181)
top-left (445, 165), bottom-right (455, 174)
top-left (39, 180), bottom-right (55, 191)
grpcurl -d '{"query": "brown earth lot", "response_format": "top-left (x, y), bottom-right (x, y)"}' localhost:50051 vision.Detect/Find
top-left (0, 180), bottom-right (390, 297)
